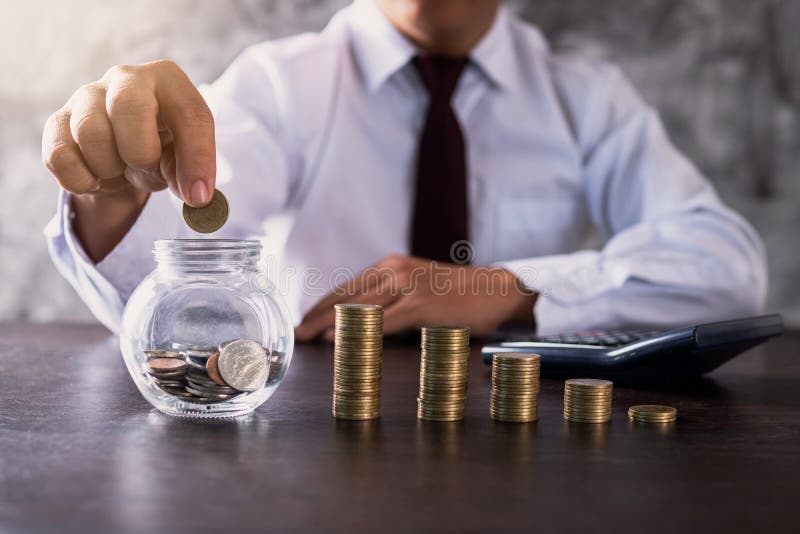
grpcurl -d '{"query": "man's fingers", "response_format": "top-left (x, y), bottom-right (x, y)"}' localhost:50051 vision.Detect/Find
top-left (322, 298), bottom-right (418, 342)
top-left (68, 84), bottom-right (126, 181)
top-left (296, 290), bottom-right (399, 342)
top-left (382, 298), bottom-right (420, 335)
top-left (124, 167), bottom-right (168, 192)
top-left (302, 259), bottom-right (401, 323)
top-left (104, 65), bottom-right (164, 178)
top-left (153, 60), bottom-right (216, 207)
top-left (42, 109), bottom-right (100, 194)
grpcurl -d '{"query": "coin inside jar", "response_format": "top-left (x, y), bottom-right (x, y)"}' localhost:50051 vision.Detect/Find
top-left (205, 352), bottom-right (228, 386)
top-left (217, 339), bottom-right (269, 392)
top-left (147, 358), bottom-right (187, 373)
top-left (182, 189), bottom-right (229, 233)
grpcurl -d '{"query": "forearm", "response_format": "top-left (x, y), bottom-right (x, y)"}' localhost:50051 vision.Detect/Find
top-left (71, 187), bottom-right (149, 262)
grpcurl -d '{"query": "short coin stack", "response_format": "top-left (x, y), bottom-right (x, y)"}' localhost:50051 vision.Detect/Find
top-left (563, 378), bottom-right (613, 423)
top-left (628, 405), bottom-right (677, 424)
top-left (332, 304), bottom-right (383, 420)
top-left (490, 353), bottom-right (541, 423)
top-left (417, 326), bottom-right (470, 422)
top-left (145, 351), bottom-right (189, 396)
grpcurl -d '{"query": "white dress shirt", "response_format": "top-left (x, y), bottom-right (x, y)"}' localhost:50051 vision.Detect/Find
top-left (45, 0), bottom-right (767, 334)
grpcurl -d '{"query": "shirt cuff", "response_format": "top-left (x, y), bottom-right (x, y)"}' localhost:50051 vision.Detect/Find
top-left (93, 191), bottom-right (183, 299)
top-left (51, 189), bottom-right (183, 300)
top-left (496, 251), bottom-right (621, 335)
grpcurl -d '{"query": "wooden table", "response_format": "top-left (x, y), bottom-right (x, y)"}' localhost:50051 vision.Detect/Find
top-left (1, 323), bottom-right (798, 532)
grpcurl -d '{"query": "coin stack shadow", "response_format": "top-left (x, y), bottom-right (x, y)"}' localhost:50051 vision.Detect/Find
top-left (332, 304), bottom-right (383, 420)
top-left (417, 326), bottom-right (470, 422)
top-left (563, 378), bottom-right (613, 423)
top-left (490, 353), bottom-right (541, 423)
top-left (628, 405), bottom-right (677, 424)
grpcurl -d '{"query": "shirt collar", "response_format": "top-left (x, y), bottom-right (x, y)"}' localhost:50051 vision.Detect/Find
top-left (468, 6), bottom-right (523, 92)
top-left (347, 0), bottom-right (417, 93)
top-left (348, 0), bottom-right (526, 94)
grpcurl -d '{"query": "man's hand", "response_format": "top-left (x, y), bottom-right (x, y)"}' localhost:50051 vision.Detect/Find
top-left (42, 60), bottom-right (216, 262)
top-left (295, 254), bottom-right (537, 342)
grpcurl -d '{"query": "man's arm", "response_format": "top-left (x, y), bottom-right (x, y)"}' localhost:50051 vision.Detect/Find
top-left (499, 62), bottom-right (767, 334)
top-left (43, 48), bottom-right (294, 332)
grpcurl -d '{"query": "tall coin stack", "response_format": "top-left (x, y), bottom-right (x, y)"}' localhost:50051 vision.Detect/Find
top-left (563, 378), bottom-right (613, 423)
top-left (332, 304), bottom-right (383, 420)
top-left (490, 353), bottom-right (541, 423)
top-left (417, 326), bottom-right (470, 422)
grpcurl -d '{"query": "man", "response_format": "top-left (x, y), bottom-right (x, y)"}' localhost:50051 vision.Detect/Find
top-left (43, 0), bottom-right (767, 340)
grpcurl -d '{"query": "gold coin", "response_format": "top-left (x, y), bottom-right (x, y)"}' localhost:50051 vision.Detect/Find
top-left (564, 389), bottom-right (614, 398)
top-left (490, 408), bottom-right (538, 417)
top-left (493, 369), bottom-right (540, 376)
top-left (417, 406), bottom-right (466, 415)
top-left (332, 412), bottom-right (380, 420)
top-left (491, 416), bottom-right (537, 423)
top-left (421, 346), bottom-right (470, 353)
top-left (493, 353), bottom-right (541, 363)
top-left (491, 406), bottom-right (538, 414)
top-left (334, 369), bottom-right (382, 376)
top-left (564, 416), bottom-right (611, 424)
top-left (420, 367), bottom-right (469, 375)
top-left (563, 407), bottom-right (611, 415)
top-left (565, 378), bottom-right (613, 388)
top-left (334, 369), bottom-right (382, 377)
top-left (492, 391), bottom-right (540, 398)
top-left (333, 398), bottom-right (381, 406)
top-left (628, 405), bottom-right (676, 417)
top-left (182, 189), bottom-right (229, 233)
top-left (492, 377), bottom-right (540, 385)
top-left (417, 415), bottom-right (464, 422)
top-left (628, 411), bottom-right (677, 421)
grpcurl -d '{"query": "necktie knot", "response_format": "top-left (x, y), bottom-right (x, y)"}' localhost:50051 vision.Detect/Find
top-left (412, 55), bottom-right (468, 102)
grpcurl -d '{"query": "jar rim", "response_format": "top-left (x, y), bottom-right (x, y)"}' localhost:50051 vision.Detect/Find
top-left (153, 239), bottom-right (262, 253)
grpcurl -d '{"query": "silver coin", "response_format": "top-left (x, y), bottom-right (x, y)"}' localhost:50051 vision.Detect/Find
top-left (218, 340), bottom-right (238, 351)
top-left (186, 368), bottom-right (214, 381)
top-left (185, 385), bottom-right (236, 400)
top-left (181, 392), bottom-right (243, 404)
top-left (185, 357), bottom-right (208, 371)
top-left (155, 379), bottom-right (188, 388)
top-left (158, 386), bottom-right (195, 398)
top-left (183, 350), bottom-right (215, 359)
top-left (172, 342), bottom-right (217, 354)
top-left (217, 339), bottom-right (269, 392)
top-left (186, 379), bottom-right (237, 395)
top-left (186, 375), bottom-right (218, 387)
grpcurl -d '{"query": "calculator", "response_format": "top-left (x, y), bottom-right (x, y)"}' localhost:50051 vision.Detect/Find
top-left (481, 314), bottom-right (783, 386)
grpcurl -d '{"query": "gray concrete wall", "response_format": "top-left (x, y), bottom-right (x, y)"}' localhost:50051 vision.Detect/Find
top-left (0, 0), bottom-right (797, 325)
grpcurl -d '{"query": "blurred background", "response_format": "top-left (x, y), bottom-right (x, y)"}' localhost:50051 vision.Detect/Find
top-left (0, 0), bottom-right (798, 326)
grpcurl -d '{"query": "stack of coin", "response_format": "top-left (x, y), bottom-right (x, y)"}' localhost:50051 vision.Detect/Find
top-left (563, 378), bottom-right (613, 423)
top-left (490, 353), bottom-right (541, 423)
top-left (145, 354), bottom-right (188, 396)
top-left (332, 304), bottom-right (383, 420)
top-left (628, 405), bottom-right (677, 424)
top-left (417, 326), bottom-right (470, 422)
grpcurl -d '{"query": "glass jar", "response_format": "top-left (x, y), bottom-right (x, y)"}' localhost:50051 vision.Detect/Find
top-left (120, 239), bottom-right (294, 418)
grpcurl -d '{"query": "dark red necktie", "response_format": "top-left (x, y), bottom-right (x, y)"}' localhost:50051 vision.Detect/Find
top-left (410, 55), bottom-right (469, 263)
